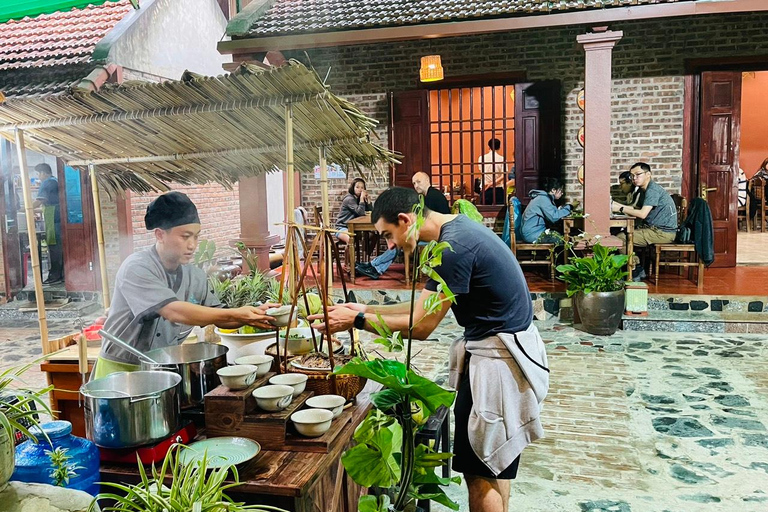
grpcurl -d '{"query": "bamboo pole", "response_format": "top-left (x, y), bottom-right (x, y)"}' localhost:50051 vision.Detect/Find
top-left (89, 164), bottom-right (110, 310)
top-left (319, 146), bottom-right (333, 287)
top-left (285, 103), bottom-right (297, 298)
top-left (15, 129), bottom-right (49, 353)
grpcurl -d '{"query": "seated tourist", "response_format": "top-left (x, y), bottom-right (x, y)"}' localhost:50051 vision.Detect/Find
top-left (611, 162), bottom-right (678, 281)
top-left (520, 177), bottom-right (578, 244)
top-left (335, 177), bottom-right (371, 244)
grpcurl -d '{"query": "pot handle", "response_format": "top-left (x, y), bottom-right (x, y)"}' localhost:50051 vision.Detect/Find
top-left (129, 393), bottom-right (162, 404)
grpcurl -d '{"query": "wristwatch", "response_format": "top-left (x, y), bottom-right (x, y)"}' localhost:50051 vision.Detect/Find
top-left (619, 206), bottom-right (625, 214)
top-left (354, 312), bottom-right (366, 330)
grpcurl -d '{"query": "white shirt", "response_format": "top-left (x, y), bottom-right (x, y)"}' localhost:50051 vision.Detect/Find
top-left (478, 150), bottom-right (507, 188)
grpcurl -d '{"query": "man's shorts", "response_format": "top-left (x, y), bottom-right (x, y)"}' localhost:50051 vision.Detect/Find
top-left (334, 227), bottom-right (348, 240)
top-left (452, 354), bottom-right (521, 479)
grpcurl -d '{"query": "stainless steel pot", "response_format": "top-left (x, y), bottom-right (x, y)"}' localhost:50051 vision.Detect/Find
top-left (80, 371), bottom-right (181, 448)
top-left (140, 343), bottom-right (228, 408)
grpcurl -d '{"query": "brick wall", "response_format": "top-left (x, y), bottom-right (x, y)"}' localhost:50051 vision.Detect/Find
top-left (287, 12), bottom-right (768, 210)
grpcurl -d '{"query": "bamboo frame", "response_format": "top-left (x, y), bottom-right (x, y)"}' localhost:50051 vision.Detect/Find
top-left (319, 146), bottom-right (332, 287)
top-left (14, 129), bottom-right (49, 353)
top-left (89, 164), bottom-right (110, 309)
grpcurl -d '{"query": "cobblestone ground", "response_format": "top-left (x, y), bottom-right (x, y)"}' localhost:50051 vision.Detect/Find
top-left (2, 316), bottom-right (767, 511)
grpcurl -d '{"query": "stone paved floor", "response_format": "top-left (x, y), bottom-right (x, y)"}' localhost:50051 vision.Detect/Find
top-left (2, 316), bottom-right (767, 511)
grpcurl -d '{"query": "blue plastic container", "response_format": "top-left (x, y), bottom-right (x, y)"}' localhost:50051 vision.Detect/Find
top-left (11, 420), bottom-right (100, 495)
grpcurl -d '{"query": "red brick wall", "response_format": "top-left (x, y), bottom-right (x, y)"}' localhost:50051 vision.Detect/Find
top-left (287, 12), bottom-right (768, 210)
top-left (130, 183), bottom-right (242, 253)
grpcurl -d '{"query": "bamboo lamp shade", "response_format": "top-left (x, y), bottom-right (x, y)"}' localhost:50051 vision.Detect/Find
top-left (419, 55), bottom-right (444, 82)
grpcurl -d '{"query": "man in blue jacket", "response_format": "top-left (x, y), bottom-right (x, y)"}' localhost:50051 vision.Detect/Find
top-left (520, 177), bottom-right (578, 243)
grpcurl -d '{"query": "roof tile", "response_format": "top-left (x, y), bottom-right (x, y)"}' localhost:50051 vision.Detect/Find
top-left (244, 0), bottom-right (699, 37)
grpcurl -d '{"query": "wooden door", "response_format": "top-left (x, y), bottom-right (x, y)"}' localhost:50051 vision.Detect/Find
top-left (389, 90), bottom-right (430, 188)
top-left (514, 81), bottom-right (562, 205)
top-left (59, 162), bottom-right (99, 290)
top-left (0, 139), bottom-right (24, 297)
top-left (698, 71), bottom-right (741, 267)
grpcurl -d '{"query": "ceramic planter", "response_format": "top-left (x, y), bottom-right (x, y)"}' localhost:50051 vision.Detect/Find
top-left (0, 427), bottom-right (14, 486)
top-left (574, 289), bottom-right (625, 335)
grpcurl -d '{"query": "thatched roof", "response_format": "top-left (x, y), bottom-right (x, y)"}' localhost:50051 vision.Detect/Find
top-left (0, 60), bottom-right (397, 195)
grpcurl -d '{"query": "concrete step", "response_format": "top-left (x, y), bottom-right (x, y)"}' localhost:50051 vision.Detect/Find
top-left (622, 310), bottom-right (768, 334)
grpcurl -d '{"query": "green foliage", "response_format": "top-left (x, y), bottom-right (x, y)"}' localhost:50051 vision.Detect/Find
top-left (193, 239), bottom-right (217, 268)
top-left (235, 241), bottom-right (260, 276)
top-left (0, 360), bottom-right (53, 444)
top-left (47, 447), bottom-right (82, 487)
top-left (556, 243), bottom-right (629, 297)
top-left (210, 270), bottom-right (274, 309)
top-left (336, 196), bottom-right (460, 511)
top-left (90, 444), bottom-right (285, 512)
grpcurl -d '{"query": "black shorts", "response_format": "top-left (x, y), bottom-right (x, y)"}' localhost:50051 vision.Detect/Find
top-left (452, 354), bottom-right (521, 479)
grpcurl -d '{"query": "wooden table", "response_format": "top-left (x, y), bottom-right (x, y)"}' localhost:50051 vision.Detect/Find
top-left (562, 215), bottom-right (635, 274)
top-left (346, 215), bottom-right (375, 284)
top-left (100, 382), bottom-right (382, 512)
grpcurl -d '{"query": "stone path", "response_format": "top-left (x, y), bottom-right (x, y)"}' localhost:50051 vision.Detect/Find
top-left (2, 315), bottom-right (767, 511)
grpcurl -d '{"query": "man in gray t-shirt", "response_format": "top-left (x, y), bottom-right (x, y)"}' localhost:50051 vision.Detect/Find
top-left (95, 192), bottom-right (277, 378)
top-left (611, 162), bottom-right (678, 280)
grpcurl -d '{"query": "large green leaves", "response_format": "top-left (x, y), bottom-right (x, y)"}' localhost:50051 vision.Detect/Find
top-left (556, 243), bottom-right (629, 297)
top-left (342, 410), bottom-right (403, 488)
top-left (334, 358), bottom-right (455, 415)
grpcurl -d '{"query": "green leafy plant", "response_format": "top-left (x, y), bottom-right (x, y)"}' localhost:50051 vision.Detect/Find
top-left (47, 446), bottom-right (83, 487)
top-left (90, 444), bottom-right (285, 512)
top-left (0, 360), bottom-right (54, 444)
top-left (210, 270), bottom-right (273, 309)
top-left (556, 242), bottom-right (629, 297)
top-left (334, 197), bottom-right (461, 511)
top-left (193, 239), bottom-right (217, 268)
top-left (235, 241), bottom-right (260, 275)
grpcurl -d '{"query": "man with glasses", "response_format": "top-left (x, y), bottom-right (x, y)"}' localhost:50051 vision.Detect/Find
top-left (611, 162), bottom-right (677, 281)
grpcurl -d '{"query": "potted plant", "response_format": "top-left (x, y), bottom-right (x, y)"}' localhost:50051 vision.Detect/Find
top-left (556, 242), bottom-right (629, 335)
top-left (334, 198), bottom-right (461, 512)
top-left (89, 444), bottom-right (285, 511)
top-left (0, 361), bottom-right (54, 486)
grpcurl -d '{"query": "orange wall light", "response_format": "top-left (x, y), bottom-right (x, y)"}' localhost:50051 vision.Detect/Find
top-left (419, 55), bottom-right (444, 82)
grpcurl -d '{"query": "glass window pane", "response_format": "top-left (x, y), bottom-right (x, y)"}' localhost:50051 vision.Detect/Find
top-left (64, 166), bottom-right (83, 224)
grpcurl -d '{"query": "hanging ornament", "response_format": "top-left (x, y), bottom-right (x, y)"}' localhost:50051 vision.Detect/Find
top-left (419, 55), bottom-right (444, 83)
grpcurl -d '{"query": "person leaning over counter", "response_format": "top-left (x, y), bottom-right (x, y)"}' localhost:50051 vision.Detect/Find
top-left (94, 192), bottom-right (277, 379)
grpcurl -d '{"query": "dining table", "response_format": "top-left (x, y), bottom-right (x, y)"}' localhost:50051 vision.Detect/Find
top-left (562, 214), bottom-right (635, 275)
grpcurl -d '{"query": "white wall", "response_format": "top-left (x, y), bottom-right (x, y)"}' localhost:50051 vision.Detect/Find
top-left (266, 170), bottom-right (285, 239)
top-left (104, 0), bottom-right (231, 79)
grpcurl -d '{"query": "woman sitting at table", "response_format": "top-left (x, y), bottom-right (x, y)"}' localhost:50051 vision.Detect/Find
top-left (520, 177), bottom-right (579, 244)
top-left (335, 178), bottom-right (397, 280)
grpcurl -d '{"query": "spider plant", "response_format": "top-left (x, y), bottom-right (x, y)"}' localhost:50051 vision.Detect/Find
top-left (90, 444), bottom-right (285, 512)
top-left (0, 360), bottom-right (54, 443)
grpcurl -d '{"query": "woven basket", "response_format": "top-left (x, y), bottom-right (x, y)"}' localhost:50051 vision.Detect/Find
top-left (279, 361), bottom-right (367, 402)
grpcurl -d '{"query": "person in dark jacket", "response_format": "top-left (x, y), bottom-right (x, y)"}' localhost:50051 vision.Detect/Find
top-left (335, 177), bottom-right (372, 244)
top-left (411, 171), bottom-right (450, 214)
top-left (520, 177), bottom-right (578, 243)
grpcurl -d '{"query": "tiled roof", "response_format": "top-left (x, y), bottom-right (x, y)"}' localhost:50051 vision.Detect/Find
top-left (245, 0), bottom-right (698, 37)
top-left (0, 0), bottom-right (133, 72)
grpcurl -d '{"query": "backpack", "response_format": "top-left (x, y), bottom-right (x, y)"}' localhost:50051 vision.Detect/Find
top-left (502, 197), bottom-right (524, 246)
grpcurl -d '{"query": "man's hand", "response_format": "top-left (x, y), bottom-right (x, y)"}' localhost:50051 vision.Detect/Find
top-left (307, 305), bottom-right (358, 335)
top-left (611, 200), bottom-right (622, 213)
top-left (231, 303), bottom-right (279, 330)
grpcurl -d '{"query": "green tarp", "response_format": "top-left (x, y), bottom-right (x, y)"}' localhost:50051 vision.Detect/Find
top-left (0, 0), bottom-right (133, 24)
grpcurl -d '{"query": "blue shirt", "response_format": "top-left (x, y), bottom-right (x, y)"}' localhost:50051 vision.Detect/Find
top-left (425, 215), bottom-right (533, 340)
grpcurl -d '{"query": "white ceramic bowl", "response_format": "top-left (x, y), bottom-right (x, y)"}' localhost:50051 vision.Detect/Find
top-left (291, 409), bottom-right (333, 437)
top-left (252, 384), bottom-right (294, 412)
top-left (215, 328), bottom-right (274, 364)
top-left (234, 354), bottom-right (273, 377)
top-left (216, 365), bottom-right (258, 390)
top-left (277, 327), bottom-right (317, 355)
top-left (266, 305), bottom-right (295, 327)
top-left (269, 373), bottom-right (308, 397)
top-left (306, 394), bottom-right (346, 419)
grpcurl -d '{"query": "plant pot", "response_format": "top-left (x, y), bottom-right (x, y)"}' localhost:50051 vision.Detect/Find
top-left (0, 427), bottom-right (14, 486)
top-left (574, 289), bottom-right (625, 335)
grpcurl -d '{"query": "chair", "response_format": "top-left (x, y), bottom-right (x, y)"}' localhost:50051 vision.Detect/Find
top-left (313, 205), bottom-right (349, 275)
top-left (737, 184), bottom-right (751, 233)
top-left (752, 177), bottom-right (767, 232)
top-left (507, 200), bottom-right (556, 281)
top-left (651, 194), bottom-right (704, 287)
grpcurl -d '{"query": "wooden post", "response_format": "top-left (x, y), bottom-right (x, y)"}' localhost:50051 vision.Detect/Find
top-left (89, 164), bottom-right (110, 310)
top-left (285, 104), bottom-right (297, 298)
top-left (14, 129), bottom-right (49, 353)
top-left (319, 146), bottom-right (332, 286)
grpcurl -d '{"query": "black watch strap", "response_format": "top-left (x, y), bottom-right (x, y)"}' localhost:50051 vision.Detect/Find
top-left (619, 206), bottom-right (625, 214)
top-left (354, 311), bottom-right (366, 330)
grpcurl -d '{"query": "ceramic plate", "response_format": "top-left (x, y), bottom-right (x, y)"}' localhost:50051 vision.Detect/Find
top-left (179, 437), bottom-right (261, 468)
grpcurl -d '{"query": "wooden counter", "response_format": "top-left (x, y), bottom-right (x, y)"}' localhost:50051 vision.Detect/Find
top-left (100, 381), bottom-right (381, 512)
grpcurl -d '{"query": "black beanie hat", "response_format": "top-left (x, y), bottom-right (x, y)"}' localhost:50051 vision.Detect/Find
top-left (145, 192), bottom-right (200, 230)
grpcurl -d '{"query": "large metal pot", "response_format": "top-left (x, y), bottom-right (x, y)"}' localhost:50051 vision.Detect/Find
top-left (574, 289), bottom-right (626, 335)
top-left (140, 343), bottom-right (228, 408)
top-left (80, 371), bottom-right (181, 448)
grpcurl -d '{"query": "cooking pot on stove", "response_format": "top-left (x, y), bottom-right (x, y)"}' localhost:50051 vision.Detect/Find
top-left (140, 343), bottom-right (228, 408)
top-left (80, 371), bottom-right (181, 448)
